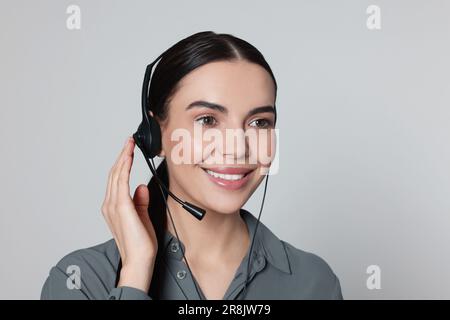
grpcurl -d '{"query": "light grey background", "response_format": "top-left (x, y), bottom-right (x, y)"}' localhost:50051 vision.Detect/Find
top-left (1, 0), bottom-right (449, 299)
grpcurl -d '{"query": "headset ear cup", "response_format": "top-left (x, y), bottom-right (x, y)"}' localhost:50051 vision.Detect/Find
top-left (133, 122), bottom-right (150, 158)
top-left (148, 116), bottom-right (162, 158)
top-left (133, 115), bottom-right (162, 159)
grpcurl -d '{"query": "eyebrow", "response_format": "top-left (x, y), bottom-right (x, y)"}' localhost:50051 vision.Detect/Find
top-left (186, 100), bottom-right (275, 118)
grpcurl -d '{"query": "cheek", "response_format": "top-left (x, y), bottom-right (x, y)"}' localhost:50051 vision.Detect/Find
top-left (163, 126), bottom-right (203, 165)
top-left (192, 131), bottom-right (204, 164)
top-left (165, 125), bottom-right (216, 165)
top-left (248, 129), bottom-right (277, 167)
top-left (191, 127), bottom-right (224, 165)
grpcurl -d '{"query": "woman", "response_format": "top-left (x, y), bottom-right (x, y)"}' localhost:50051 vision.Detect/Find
top-left (40, 31), bottom-right (343, 300)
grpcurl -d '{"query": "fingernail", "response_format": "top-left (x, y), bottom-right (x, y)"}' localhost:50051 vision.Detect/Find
top-left (125, 136), bottom-right (130, 146)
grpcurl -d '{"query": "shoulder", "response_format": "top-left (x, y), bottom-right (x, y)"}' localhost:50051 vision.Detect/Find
top-left (282, 240), bottom-right (336, 281)
top-left (53, 238), bottom-right (119, 271)
top-left (280, 240), bottom-right (343, 299)
top-left (241, 209), bottom-right (343, 299)
top-left (40, 239), bottom-right (120, 300)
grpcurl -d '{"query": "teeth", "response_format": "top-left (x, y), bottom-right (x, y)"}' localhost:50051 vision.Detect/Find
top-left (205, 169), bottom-right (246, 181)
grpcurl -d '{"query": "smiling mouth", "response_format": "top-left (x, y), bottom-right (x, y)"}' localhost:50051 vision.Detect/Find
top-left (200, 167), bottom-right (255, 180)
top-left (200, 167), bottom-right (256, 190)
top-left (203, 169), bottom-right (250, 181)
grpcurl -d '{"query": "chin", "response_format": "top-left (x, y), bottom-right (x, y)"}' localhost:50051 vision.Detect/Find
top-left (201, 196), bottom-right (246, 215)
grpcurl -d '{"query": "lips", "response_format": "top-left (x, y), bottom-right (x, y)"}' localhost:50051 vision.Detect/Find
top-left (202, 167), bottom-right (254, 175)
top-left (200, 167), bottom-right (256, 190)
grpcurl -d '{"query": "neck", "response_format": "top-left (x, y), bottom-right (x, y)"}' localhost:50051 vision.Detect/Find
top-left (164, 196), bottom-right (249, 263)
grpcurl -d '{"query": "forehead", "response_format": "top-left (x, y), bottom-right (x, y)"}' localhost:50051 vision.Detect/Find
top-left (170, 60), bottom-right (275, 110)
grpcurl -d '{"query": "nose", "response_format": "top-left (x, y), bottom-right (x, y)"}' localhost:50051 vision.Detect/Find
top-left (218, 122), bottom-right (248, 164)
top-left (221, 130), bottom-right (247, 160)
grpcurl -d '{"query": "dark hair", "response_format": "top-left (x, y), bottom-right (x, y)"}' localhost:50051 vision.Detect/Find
top-left (146, 31), bottom-right (278, 298)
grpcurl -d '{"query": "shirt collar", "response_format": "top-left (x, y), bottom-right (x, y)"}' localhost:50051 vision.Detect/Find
top-left (240, 208), bottom-right (292, 274)
top-left (162, 208), bottom-right (292, 275)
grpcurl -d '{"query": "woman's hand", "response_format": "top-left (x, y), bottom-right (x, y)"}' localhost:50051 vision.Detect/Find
top-left (101, 136), bottom-right (157, 292)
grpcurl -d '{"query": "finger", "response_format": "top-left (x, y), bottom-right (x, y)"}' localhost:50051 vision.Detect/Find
top-left (133, 184), bottom-right (150, 213)
top-left (133, 184), bottom-right (153, 232)
top-left (108, 137), bottom-right (134, 201)
top-left (111, 138), bottom-right (135, 202)
top-left (116, 153), bottom-right (133, 203)
top-left (116, 141), bottom-right (135, 202)
top-left (114, 137), bottom-right (133, 169)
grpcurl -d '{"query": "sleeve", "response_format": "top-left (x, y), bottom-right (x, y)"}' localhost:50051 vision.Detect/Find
top-left (331, 274), bottom-right (344, 300)
top-left (40, 252), bottom-right (152, 300)
top-left (107, 286), bottom-right (152, 300)
top-left (40, 265), bottom-right (90, 300)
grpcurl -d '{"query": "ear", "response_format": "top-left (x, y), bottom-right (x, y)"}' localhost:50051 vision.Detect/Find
top-left (158, 148), bottom-right (166, 158)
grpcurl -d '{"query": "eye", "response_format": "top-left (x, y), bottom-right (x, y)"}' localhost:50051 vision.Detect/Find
top-left (195, 115), bottom-right (217, 127)
top-left (249, 118), bottom-right (273, 128)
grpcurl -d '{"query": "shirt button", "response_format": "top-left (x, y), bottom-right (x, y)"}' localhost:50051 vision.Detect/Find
top-left (177, 270), bottom-right (187, 280)
top-left (170, 242), bottom-right (180, 253)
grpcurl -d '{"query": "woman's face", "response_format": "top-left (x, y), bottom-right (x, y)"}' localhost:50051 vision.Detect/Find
top-left (158, 59), bottom-right (277, 215)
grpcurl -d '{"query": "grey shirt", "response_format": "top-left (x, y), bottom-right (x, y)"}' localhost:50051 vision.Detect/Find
top-left (40, 209), bottom-right (343, 300)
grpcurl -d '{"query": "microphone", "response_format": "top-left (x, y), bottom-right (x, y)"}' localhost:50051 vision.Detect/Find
top-left (136, 145), bottom-right (206, 221)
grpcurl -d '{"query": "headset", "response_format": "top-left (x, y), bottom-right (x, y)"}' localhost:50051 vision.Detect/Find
top-left (130, 52), bottom-right (273, 300)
